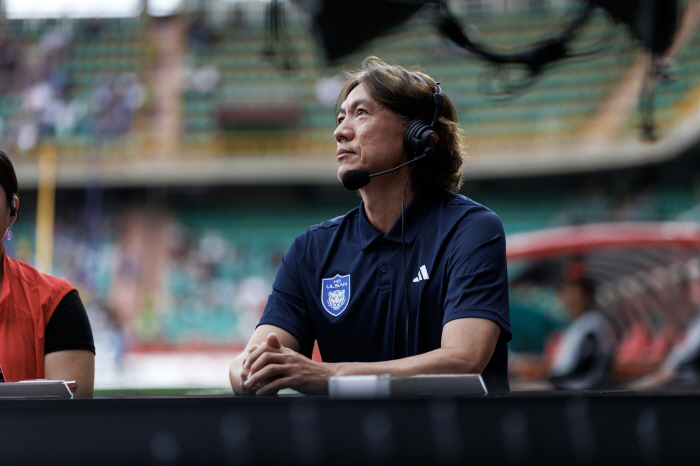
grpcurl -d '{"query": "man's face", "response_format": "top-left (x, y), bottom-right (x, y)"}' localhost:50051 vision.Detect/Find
top-left (334, 83), bottom-right (407, 183)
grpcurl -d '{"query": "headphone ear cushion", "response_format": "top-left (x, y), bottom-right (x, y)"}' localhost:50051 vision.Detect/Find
top-left (404, 120), bottom-right (439, 159)
top-left (404, 120), bottom-right (428, 158)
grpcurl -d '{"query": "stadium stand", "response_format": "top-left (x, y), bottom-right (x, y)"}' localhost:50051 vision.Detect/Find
top-left (179, 6), bottom-right (641, 158)
top-left (0, 16), bottom-right (149, 161)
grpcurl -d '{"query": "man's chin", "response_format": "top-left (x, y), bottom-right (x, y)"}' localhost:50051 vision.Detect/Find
top-left (337, 167), bottom-right (353, 182)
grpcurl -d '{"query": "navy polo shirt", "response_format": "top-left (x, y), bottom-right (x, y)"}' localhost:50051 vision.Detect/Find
top-left (259, 193), bottom-right (512, 391)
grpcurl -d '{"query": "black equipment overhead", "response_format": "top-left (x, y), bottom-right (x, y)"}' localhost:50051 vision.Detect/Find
top-left (290, 0), bottom-right (424, 63)
top-left (287, 0), bottom-right (681, 138)
top-left (291, 0), bottom-right (679, 66)
top-left (591, 0), bottom-right (679, 56)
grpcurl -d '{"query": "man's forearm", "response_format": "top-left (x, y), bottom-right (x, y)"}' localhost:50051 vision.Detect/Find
top-left (332, 346), bottom-right (489, 378)
top-left (243, 346), bottom-right (489, 395)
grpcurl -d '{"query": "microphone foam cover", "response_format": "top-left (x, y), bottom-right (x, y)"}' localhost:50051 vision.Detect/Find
top-left (342, 169), bottom-right (371, 190)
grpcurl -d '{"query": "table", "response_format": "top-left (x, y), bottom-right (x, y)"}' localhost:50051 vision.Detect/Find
top-left (2, 391), bottom-right (698, 465)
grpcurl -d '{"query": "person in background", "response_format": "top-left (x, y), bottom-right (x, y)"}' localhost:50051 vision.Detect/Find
top-left (0, 150), bottom-right (95, 397)
top-left (548, 263), bottom-right (617, 390)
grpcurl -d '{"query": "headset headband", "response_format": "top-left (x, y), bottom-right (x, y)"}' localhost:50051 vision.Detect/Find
top-left (409, 72), bottom-right (444, 128)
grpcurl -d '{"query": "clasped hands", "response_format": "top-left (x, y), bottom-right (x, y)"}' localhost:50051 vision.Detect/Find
top-left (240, 333), bottom-right (334, 396)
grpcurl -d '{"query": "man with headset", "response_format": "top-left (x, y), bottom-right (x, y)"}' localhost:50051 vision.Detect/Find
top-left (229, 57), bottom-right (511, 395)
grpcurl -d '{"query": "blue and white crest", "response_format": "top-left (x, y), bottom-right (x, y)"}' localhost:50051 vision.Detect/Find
top-left (321, 274), bottom-right (351, 316)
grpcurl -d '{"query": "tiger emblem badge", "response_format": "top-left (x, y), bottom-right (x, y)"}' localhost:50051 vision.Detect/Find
top-left (321, 274), bottom-right (350, 316)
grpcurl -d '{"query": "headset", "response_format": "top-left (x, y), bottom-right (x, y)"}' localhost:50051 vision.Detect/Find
top-left (403, 72), bottom-right (445, 160)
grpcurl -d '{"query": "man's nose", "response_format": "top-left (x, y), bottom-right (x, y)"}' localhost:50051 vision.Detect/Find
top-left (334, 119), bottom-right (352, 143)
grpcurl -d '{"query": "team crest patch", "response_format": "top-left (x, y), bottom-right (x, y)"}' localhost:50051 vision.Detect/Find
top-left (321, 274), bottom-right (351, 316)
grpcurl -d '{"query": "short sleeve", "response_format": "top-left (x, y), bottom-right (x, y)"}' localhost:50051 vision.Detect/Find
top-left (258, 233), bottom-right (315, 357)
top-left (442, 208), bottom-right (512, 341)
top-left (44, 290), bottom-right (96, 355)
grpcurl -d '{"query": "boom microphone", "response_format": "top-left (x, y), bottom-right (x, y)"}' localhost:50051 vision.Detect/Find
top-left (341, 149), bottom-right (432, 190)
top-left (342, 169), bottom-right (371, 190)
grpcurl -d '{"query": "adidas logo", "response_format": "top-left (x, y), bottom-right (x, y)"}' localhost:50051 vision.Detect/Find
top-left (413, 265), bottom-right (430, 283)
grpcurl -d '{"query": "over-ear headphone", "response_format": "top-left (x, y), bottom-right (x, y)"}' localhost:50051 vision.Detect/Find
top-left (403, 73), bottom-right (445, 159)
top-left (10, 194), bottom-right (17, 217)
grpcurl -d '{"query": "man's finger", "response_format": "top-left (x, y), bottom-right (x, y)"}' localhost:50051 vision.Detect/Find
top-left (256, 376), bottom-right (294, 396)
top-left (244, 342), bottom-right (273, 369)
top-left (241, 344), bottom-right (260, 368)
top-left (244, 360), bottom-right (290, 391)
top-left (266, 333), bottom-right (282, 349)
top-left (248, 352), bottom-right (288, 375)
top-left (244, 334), bottom-right (286, 369)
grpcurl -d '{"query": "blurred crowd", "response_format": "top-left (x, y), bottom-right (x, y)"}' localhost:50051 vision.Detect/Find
top-left (0, 21), bottom-right (146, 154)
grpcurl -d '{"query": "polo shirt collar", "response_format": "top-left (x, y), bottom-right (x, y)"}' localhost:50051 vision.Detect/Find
top-left (358, 193), bottom-right (436, 250)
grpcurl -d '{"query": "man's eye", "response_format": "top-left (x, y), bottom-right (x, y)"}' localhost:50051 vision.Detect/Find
top-left (337, 116), bottom-right (344, 124)
top-left (357, 109), bottom-right (366, 115)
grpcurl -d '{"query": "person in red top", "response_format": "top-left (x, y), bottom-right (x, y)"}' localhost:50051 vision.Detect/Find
top-left (0, 150), bottom-right (95, 397)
